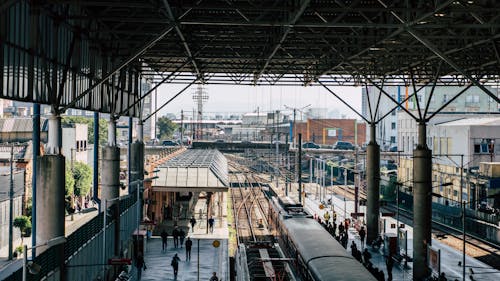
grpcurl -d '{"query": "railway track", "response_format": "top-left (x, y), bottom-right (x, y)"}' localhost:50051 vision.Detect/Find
top-left (332, 184), bottom-right (500, 269)
top-left (228, 159), bottom-right (293, 281)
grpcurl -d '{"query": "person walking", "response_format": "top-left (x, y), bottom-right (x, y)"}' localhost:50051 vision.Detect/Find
top-left (190, 216), bottom-right (197, 232)
top-left (161, 229), bottom-right (168, 252)
top-left (323, 211), bottom-right (330, 223)
top-left (171, 253), bottom-right (181, 278)
top-left (358, 226), bottom-right (366, 248)
top-left (208, 216), bottom-right (215, 233)
top-left (179, 228), bottom-right (186, 248)
top-left (173, 226), bottom-right (179, 248)
top-left (209, 272), bottom-right (219, 281)
top-left (135, 252), bottom-right (146, 280)
top-left (386, 255), bottom-right (394, 281)
top-left (185, 237), bottom-right (193, 261)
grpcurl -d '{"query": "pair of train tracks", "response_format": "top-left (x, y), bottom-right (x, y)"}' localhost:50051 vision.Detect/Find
top-left (332, 184), bottom-right (500, 270)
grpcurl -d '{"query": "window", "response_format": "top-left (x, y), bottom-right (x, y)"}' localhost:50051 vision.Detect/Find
top-left (466, 95), bottom-right (480, 103)
top-left (474, 138), bottom-right (495, 154)
top-left (391, 122), bottom-right (396, 130)
top-left (390, 136), bottom-right (396, 144)
top-left (391, 110), bottom-right (396, 116)
top-left (443, 94), bottom-right (448, 103)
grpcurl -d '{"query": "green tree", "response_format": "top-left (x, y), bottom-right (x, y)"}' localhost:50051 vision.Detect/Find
top-left (157, 116), bottom-right (178, 140)
top-left (13, 216), bottom-right (31, 244)
top-left (72, 162), bottom-right (92, 197)
top-left (61, 116), bottom-right (108, 145)
top-left (65, 166), bottom-right (75, 196)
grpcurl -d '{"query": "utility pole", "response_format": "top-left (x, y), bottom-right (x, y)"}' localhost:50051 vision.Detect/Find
top-left (298, 134), bottom-right (303, 204)
top-left (8, 144), bottom-right (14, 260)
top-left (180, 110), bottom-right (184, 145)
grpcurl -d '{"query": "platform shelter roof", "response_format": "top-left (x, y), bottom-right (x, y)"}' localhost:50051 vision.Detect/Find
top-left (152, 149), bottom-right (228, 192)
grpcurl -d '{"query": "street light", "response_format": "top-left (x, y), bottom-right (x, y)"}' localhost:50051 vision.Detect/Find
top-left (431, 193), bottom-right (496, 281)
top-left (23, 236), bottom-right (66, 281)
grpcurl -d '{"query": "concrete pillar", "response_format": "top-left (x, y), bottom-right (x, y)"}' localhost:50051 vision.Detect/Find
top-left (130, 142), bottom-right (144, 190)
top-left (101, 146), bottom-right (120, 204)
top-left (36, 112), bottom-right (65, 253)
top-left (366, 124), bottom-right (380, 244)
top-left (413, 122), bottom-right (432, 280)
top-left (102, 118), bottom-right (121, 256)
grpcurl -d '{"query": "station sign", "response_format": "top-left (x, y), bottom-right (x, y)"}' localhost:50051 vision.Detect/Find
top-left (350, 212), bottom-right (364, 218)
top-left (108, 258), bottom-right (132, 265)
top-left (381, 212), bottom-right (395, 217)
top-left (212, 240), bottom-right (220, 248)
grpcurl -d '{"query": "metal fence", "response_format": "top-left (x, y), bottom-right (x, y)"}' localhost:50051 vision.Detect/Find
top-left (4, 193), bottom-right (139, 281)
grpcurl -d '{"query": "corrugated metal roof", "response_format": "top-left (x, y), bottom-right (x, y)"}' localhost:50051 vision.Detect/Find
top-left (438, 117), bottom-right (500, 126)
top-left (0, 118), bottom-right (48, 132)
top-left (0, 171), bottom-right (25, 202)
top-left (153, 149), bottom-right (228, 190)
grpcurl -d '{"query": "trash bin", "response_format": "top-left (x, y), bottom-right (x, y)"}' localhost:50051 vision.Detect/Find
top-left (132, 229), bottom-right (147, 258)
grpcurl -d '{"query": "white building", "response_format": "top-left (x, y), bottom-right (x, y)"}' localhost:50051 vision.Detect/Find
top-left (62, 123), bottom-right (89, 165)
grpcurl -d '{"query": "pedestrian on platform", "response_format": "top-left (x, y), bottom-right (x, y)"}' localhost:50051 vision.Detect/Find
top-left (190, 216), bottom-right (197, 232)
top-left (341, 232), bottom-right (348, 248)
top-left (332, 222), bottom-right (337, 236)
top-left (185, 237), bottom-right (193, 261)
top-left (324, 211), bottom-right (330, 223)
top-left (438, 272), bottom-right (448, 281)
top-left (386, 255), bottom-right (394, 281)
top-left (208, 216), bottom-right (215, 233)
top-left (338, 223), bottom-right (345, 234)
top-left (362, 248), bottom-right (372, 265)
top-left (171, 253), bottom-right (181, 278)
top-left (135, 252), bottom-right (146, 280)
top-left (359, 226), bottom-right (366, 248)
top-left (179, 228), bottom-right (186, 248)
top-left (173, 226), bottom-right (180, 248)
top-left (210, 272), bottom-right (219, 281)
top-left (161, 230), bottom-right (169, 252)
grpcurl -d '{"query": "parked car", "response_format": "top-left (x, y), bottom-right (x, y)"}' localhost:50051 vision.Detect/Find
top-left (162, 140), bottom-right (178, 146)
top-left (389, 145), bottom-right (398, 152)
top-left (215, 139), bottom-right (225, 143)
top-left (302, 142), bottom-right (320, 149)
top-left (333, 141), bottom-right (355, 150)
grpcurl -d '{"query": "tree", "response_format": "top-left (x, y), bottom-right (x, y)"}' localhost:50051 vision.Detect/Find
top-left (157, 116), bottom-right (178, 140)
top-left (61, 116), bottom-right (108, 145)
top-left (65, 165), bottom-right (75, 196)
top-left (13, 216), bottom-right (31, 244)
top-left (72, 162), bottom-right (92, 197)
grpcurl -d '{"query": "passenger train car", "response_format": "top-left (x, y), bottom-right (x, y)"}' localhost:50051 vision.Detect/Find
top-left (267, 195), bottom-right (376, 281)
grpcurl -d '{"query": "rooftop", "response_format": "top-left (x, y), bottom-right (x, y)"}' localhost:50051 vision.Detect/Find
top-left (438, 117), bottom-right (500, 126)
top-left (152, 149), bottom-right (228, 192)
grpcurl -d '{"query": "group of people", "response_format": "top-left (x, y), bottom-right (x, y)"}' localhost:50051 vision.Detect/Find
top-left (161, 226), bottom-right (187, 251)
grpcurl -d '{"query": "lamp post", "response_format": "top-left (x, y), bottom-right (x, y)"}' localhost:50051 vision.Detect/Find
top-left (431, 193), bottom-right (495, 281)
top-left (23, 236), bottom-right (66, 281)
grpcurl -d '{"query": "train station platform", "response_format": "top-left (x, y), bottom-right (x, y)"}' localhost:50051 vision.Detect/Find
top-left (271, 182), bottom-right (500, 281)
top-left (134, 186), bottom-right (230, 281)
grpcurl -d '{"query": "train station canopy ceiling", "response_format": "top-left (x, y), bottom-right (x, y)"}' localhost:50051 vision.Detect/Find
top-left (152, 149), bottom-right (229, 192)
top-left (1, 0), bottom-right (500, 116)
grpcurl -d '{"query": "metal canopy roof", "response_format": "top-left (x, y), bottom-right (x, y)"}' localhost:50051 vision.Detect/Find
top-left (152, 149), bottom-right (228, 191)
top-left (46, 0), bottom-right (500, 86)
top-left (1, 1), bottom-right (500, 117)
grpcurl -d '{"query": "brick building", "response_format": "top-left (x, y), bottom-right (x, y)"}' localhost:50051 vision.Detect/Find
top-left (294, 119), bottom-right (366, 146)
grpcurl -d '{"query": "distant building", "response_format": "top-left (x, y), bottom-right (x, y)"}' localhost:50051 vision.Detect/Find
top-left (62, 123), bottom-right (89, 165)
top-left (294, 119), bottom-right (366, 146)
top-left (0, 118), bottom-right (48, 143)
top-left (398, 117), bottom-right (500, 208)
top-left (0, 168), bottom-right (25, 250)
top-left (362, 85), bottom-right (499, 150)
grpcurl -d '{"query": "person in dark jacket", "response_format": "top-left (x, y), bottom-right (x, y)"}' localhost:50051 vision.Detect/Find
top-left (171, 253), bottom-right (181, 277)
top-left (359, 226), bottom-right (366, 248)
top-left (185, 237), bottom-right (193, 261)
top-left (179, 228), bottom-right (186, 248)
top-left (386, 255), bottom-right (394, 281)
top-left (173, 226), bottom-right (179, 248)
top-left (161, 230), bottom-right (168, 252)
top-left (135, 252), bottom-right (146, 280)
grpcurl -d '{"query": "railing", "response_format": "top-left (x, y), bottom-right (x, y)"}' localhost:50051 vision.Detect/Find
top-left (3, 193), bottom-right (139, 281)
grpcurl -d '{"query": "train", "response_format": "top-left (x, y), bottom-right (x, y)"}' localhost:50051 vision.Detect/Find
top-left (267, 194), bottom-right (377, 281)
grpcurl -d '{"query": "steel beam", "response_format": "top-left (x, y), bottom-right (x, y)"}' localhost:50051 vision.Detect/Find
top-left (254, 0), bottom-right (311, 83)
top-left (143, 81), bottom-right (196, 122)
top-left (318, 81), bottom-right (370, 124)
top-left (61, 25), bottom-right (174, 112)
top-left (406, 27), bottom-right (500, 104)
top-left (163, 0), bottom-right (202, 79)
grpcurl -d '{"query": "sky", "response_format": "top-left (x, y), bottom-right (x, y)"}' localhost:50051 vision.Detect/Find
top-left (153, 84), bottom-right (363, 120)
